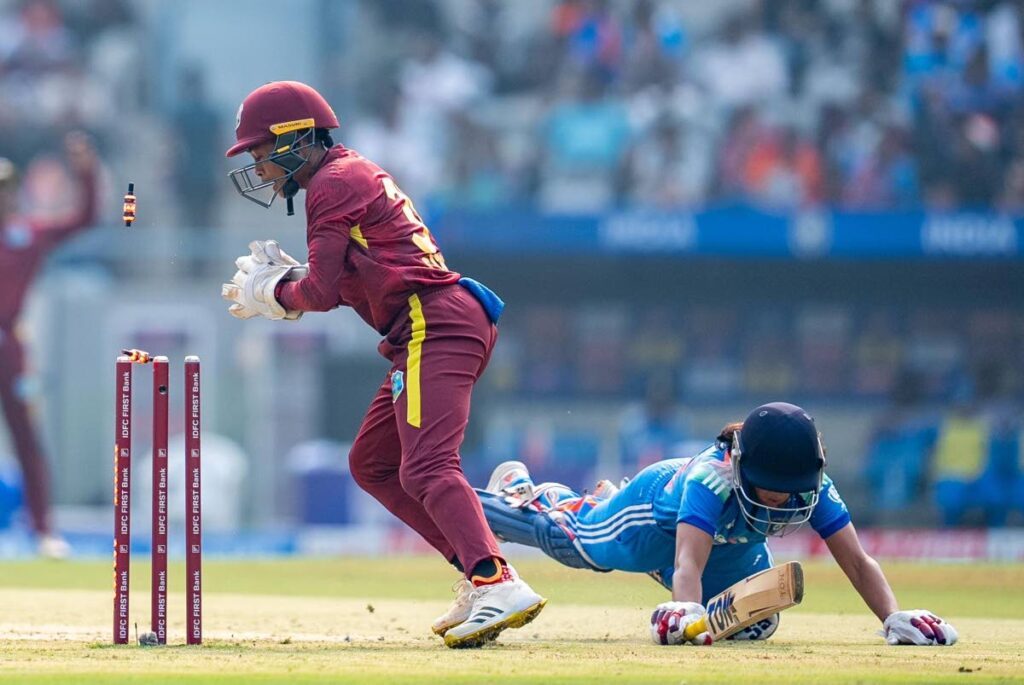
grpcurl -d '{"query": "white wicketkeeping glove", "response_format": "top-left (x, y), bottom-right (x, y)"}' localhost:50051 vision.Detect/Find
top-left (649, 601), bottom-right (712, 646)
top-left (221, 240), bottom-right (307, 321)
top-left (882, 610), bottom-right (958, 646)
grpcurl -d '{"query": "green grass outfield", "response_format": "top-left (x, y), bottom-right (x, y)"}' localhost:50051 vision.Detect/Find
top-left (1, 557), bottom-right (1022, 684)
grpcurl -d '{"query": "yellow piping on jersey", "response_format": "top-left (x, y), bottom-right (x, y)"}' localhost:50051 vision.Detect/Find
top-left (350, 225), bottom-right (368, 249)
top-left (406, 294), bottom-right (425, 428)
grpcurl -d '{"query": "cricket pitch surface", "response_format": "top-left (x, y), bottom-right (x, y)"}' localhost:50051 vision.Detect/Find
top-left (1, 557), bottom-right (1021, 684)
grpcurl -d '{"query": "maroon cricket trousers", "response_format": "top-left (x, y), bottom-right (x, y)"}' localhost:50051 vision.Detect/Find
top-left (348, 285), bottom-right (502, 575)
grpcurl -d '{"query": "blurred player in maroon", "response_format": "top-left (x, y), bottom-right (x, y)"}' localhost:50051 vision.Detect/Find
top-left (0, 134), bottom-right (98, 557)
top-left (222, 81), bottom-right (546, 648)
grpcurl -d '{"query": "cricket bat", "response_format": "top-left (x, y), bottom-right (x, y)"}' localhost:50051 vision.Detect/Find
top-left (682, 561), bottom-right (804, 641)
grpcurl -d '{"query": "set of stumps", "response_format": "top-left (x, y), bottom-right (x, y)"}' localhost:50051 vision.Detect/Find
top-left (113, 349), bottom-right (202, 646)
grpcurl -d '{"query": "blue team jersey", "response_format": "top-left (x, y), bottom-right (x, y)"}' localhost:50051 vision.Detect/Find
top-left (559, 442), bottom-right (852, 581)
top-left (649, 444), bottom-right (851, 545)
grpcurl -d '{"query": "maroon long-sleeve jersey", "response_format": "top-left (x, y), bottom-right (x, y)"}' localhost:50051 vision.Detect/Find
top-left (0, 173), bottom-right (97, 328)
top-left (276, 146), bottom-right (461, 335)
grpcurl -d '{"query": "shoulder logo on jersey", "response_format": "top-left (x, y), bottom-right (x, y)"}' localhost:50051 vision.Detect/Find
top-left (390, 370), bottom-right (404, 403)
top-left (828, 484), bottom-right (843, 506)
top-left (688, 455), bottom-right (733, 503)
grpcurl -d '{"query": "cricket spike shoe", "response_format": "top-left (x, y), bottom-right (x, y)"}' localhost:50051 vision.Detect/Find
top-left (486, 460), bottom-right (535, 500)
top-left (37, 534), bottom-right (71, 560)
top-left (442, 570), bottom-right (547, 648)
top-left (431, 579), bottom-right (476, 636)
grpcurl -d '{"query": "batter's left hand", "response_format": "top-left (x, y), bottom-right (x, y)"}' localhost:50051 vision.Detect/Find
top-left (883, 610), bottom-right (958, 646)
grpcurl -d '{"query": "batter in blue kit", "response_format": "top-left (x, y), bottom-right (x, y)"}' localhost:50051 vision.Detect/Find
top-left (478, 402), bottom-right (959, 646)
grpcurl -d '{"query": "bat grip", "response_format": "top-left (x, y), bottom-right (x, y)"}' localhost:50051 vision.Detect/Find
top-left (682, 615), bottom-right (708, 641)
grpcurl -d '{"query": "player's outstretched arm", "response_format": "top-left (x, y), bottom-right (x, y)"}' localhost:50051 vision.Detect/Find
top-left (42, 132), bottom-right (99, 243)
top-left (650, 523), bottom-right (714, 646)
top-left (825, 522), bottom-right (958, 646)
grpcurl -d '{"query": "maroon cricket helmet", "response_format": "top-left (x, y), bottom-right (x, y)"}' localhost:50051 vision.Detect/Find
top-left (226, 81), bottom-right (339, 158)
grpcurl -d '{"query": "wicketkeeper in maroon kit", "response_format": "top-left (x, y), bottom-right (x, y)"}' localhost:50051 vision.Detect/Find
top-left (0, 134), bottom-right (98, 558)
top-left (222, 81), bottom-right (546, 648)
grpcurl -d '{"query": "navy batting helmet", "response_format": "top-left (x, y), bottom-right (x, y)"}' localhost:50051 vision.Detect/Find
top-left (731, 402), bottom-right (826, 536)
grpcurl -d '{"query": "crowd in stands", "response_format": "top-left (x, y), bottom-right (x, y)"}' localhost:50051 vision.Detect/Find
top-left (5, 0), bottom-right (1024, 216)
top-left (0, 0), bottom-right (138, 162)
top-left (865, 369), bottom-right (1023, 527)
top-left (0, 0), bottom-right (140, 220)
top-left (2, 0), bottom-right (1022, 528)
top-left (475, 299), bottom-right (1024, 527)
top-left (350, 0), bottom-right (1024, 213)
top-left (483, 301), bottom-right (1021, 405)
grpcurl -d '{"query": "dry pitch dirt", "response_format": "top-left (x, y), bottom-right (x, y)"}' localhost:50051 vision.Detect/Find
top-left (1, 558), bottom-right (1021, 684)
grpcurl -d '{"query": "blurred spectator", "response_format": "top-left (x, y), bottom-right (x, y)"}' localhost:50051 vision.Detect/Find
top-left (551, 0), bottom-right (624, 86)
top-left (0, 133), bottom-right (98, 556)
top-left (0, 0), bottom-right (133, 172)
top-left (852, 311), bottom-right (903, 396)
top-left (742, 309), bottom-right (796, 396)
top-left (987, 0), bottom-right (1024, 91)
top-left (439, 114), bottom-right (511, 210)
top-left (624, 112), bottom-right (710, 207)
top-left (618, 374), bottom-right (689, 473)
top-left (691, 12), bottom-right (788, 109)
top-left (997, 159), bottom-right (1024, 210)
top-left (521, 306), bottom-right (575, 396)
top-left (864, 368), bottom-right (937, 515)
top-left (931, 398), bottom-right (1000, 526)
top-left (575, 306), bottom-right (627, 395)
top-left (624, 306), bottom-right (685, 395)
top-left (171, 67), bottom-right (221, 230)
top-left (680, 309), bottom-right (742, 400)
top-left (797, 307), bottom-right (850, 395)
top-left (538, 67), bottom-right (630, 212)
top-left (714, 106), bottom-right (763, 200)
top-left (0, 0), bottom-right (75, 76)
top-left (741, 125), bottom-right (824, 208)
top-left (982, 415), bottom-right (1021, 527)
top-left (903, 0), bottom-right (984, 92)
top-left (619, 0), bottom-right (685, 94)
top-left (396, 31), bottom-right (492, 201)
top-left (0, 0), bottom-right (78, 162)
top-left (345, 78), bottom-right (434, 194)
top-left (841, 125), bottom-right (919, 209)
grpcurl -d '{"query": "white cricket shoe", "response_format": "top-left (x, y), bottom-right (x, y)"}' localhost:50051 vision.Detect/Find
top-left (37, 534), bottom-right (71, 560)
top-left (486, 460), bottom-right (535, 500)
top-left (431, 579), bottom-right (476, 636)
top-left (443, 574), bottom-right (547, 648)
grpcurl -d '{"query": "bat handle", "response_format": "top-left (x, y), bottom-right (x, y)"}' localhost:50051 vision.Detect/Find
top-left (682, 615), bottom-right (708, 641)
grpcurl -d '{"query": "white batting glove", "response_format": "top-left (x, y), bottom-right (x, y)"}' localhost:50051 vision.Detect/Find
top-left (883, 610), bottom-right (958, 646)
top-left (649, 601), bottom-right (712, 646)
